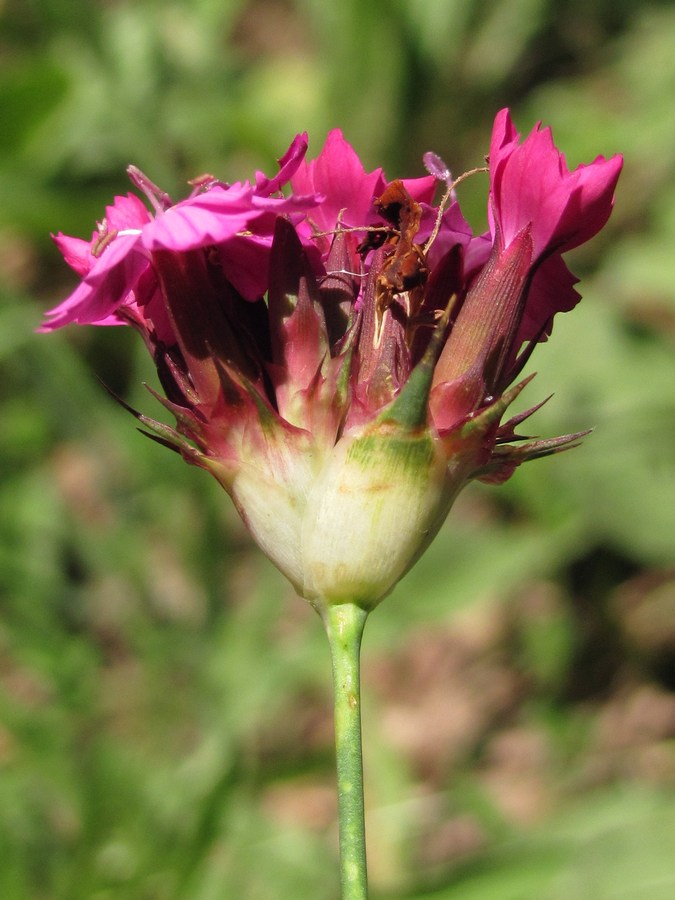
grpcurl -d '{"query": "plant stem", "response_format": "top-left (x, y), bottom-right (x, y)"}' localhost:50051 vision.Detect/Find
top-left (323, 602), bottom-right (370, 900)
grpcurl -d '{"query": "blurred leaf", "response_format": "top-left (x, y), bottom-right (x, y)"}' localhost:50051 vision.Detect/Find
top-left (413, 788), bottom-right (675, 899)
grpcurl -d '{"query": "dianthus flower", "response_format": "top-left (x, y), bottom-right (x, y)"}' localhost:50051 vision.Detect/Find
top-left (43, 110), bottom-right (622, 900)
top-left (43, 111), bottom-right (622, 609)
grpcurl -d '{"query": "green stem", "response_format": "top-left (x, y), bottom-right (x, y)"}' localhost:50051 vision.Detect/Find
top-left (323, 602), bottom-right (370, 900)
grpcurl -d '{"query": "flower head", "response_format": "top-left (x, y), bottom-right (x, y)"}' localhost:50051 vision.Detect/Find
top-left (43, 111), bottom-right (622, 609)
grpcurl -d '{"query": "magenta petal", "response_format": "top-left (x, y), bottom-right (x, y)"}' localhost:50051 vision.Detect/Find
top-left (104, 193), bottom-right (152, 231)
top-left (515, 254), bottom-right (580, 348)
top-left (52, 232), bottom-right (95, 277)
top-left (144, 184), bottom-right (318, 253)
top-left (550, 154), bottom-right (623, 252)
top-left (84, 233), bottom-right (146, 287)
top-left (39, 279), bottom-right (101, 331)
top-left (463, 231), bottom-right (493, 278)
top-left (489, 108), bottom-right (623, 260)
top-left (42, 234), bottom-right (148, 329)
top-left (144, 183), bottom-right (257, 250)
top-left (255, 132), bottom-right (309, 195)
top-left (488, 109), bottom-right (520, 211)
top-left (40, 280), bottom-right (130, 331)
top-left (217, 231), bottom-right (276, 300)
top-left (291, 129), bottom-right (385, 232)
top-left (491, 121), bottom-right (565, 254)
top-left (399, 174), bottom-right (438, 206)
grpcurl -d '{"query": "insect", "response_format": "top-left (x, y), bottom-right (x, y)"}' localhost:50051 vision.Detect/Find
top-left (362, 179), bottom-right (428, 298)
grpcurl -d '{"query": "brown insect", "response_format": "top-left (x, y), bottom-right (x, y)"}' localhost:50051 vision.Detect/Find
top-left (363, 180), bottom-right (428, 291)
top-left (357, 180), bottom-right (429, 343)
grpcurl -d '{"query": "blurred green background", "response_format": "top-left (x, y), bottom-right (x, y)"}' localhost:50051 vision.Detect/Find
top-left (1, 1), bottom-right (674, 897)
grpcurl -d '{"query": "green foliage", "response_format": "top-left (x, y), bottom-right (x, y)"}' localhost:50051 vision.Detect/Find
top-left (417, 788), bottom-right (675, 900)
top-left (1, 1), bottom-right (674, 897)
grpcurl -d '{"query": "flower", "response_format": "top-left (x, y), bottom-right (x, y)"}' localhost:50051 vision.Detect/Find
top-left (431, 111), bottom-right (622, 430)
top-left (43, 111), bottom-right (622, 609)
top-left (41, 134), bottom-right (317, 336)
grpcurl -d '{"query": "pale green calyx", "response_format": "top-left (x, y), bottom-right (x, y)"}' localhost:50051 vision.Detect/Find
top-left (224, 415), bottom-right (464, 611)
top-left (298, 420), bottom-right (462, 610)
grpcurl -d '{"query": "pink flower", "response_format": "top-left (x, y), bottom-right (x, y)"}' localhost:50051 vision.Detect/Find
top-left (432, 109), bottom-right (623, 430)
top-left (291, 129), bottom-right (386, 234)
top-left (42, 112), bottom-right (622, 608)
top-left (487, 109), bottom-right (623, 347)
top-left (291, 128), bottom-right (436, 235)
top-left (44, 194), bottom-right (152, 330)
top-left (41, 134), bottom-right (320, 337)
top-left (489, 109), bottom-right (623, 259)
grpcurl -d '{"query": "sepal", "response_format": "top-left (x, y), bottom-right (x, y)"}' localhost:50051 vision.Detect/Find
top-left (476, 429), bottom-right (591, 484)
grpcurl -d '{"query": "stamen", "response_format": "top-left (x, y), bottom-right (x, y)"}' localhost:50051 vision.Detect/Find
top-left (423, 165), bottom-right (489, 254)
top-left (127, 165), bottom-right (173, 213)
top-left (450, 166), bottom-right (489, 191)
top-left (91, 229), bottom-right (118, 257)
top-left (188, 173), bottom-right (217, 188)
top-left (311, 225), bottom-right (392, 240)
top-left (90, 226), bottom-right (143, 258)
top-left (423, 151), bottom-right (455, 192)
top-left (319, 269), bottom-right (366, 280)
